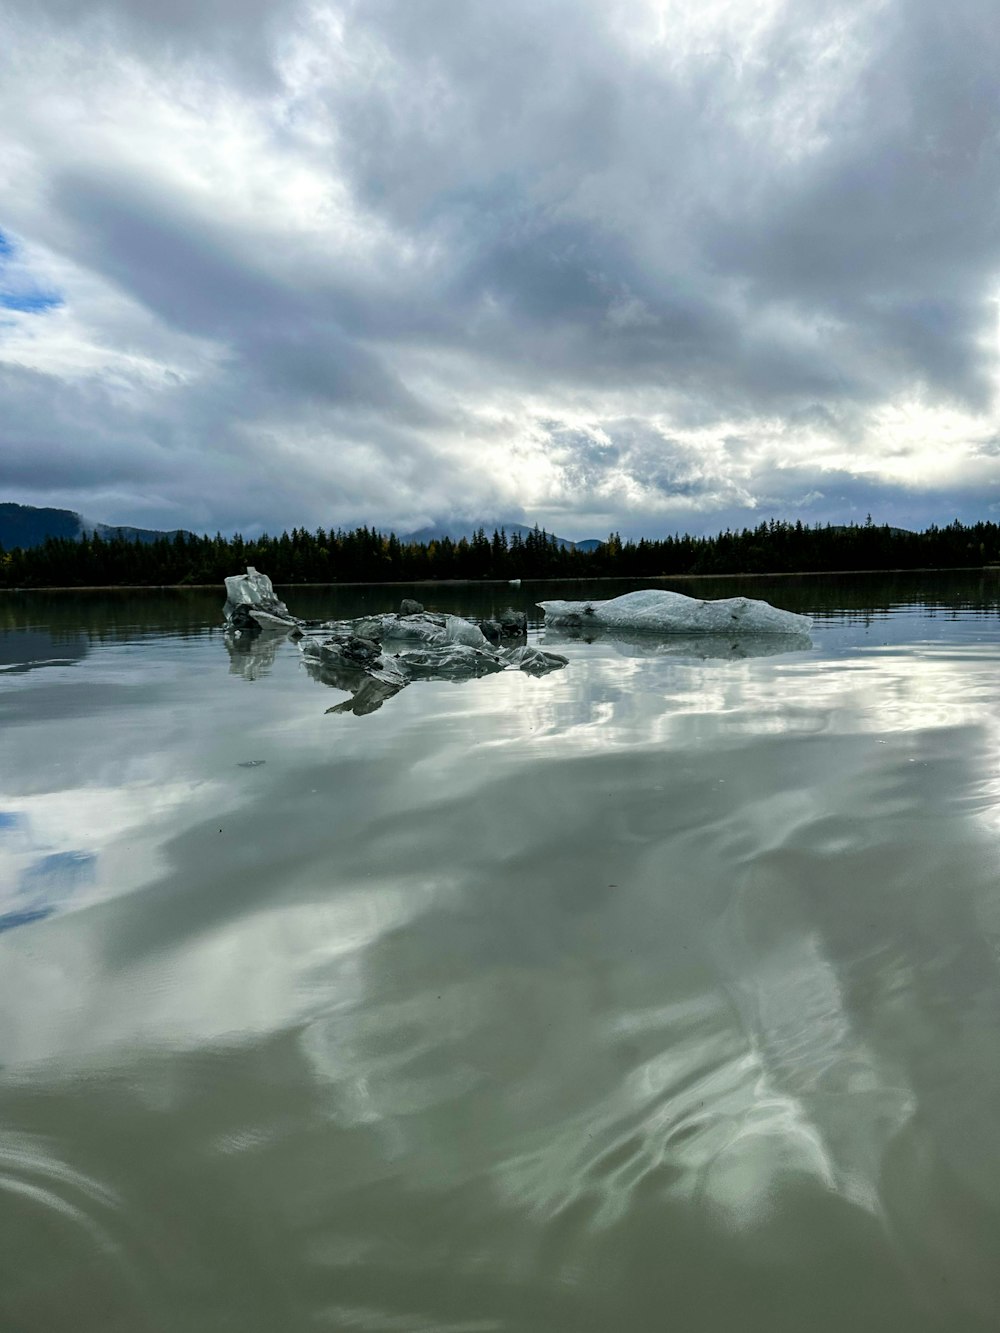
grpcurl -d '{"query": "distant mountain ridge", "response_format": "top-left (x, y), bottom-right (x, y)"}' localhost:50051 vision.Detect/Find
top-left (401, 520), bottom-right (603, 552)
top-left (0, 503), bottom-right (193, 550)
top-left (1, 503), bottom-right (605, 554)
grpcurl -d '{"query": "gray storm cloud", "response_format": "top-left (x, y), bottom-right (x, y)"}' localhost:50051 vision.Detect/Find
top-left (0, 0), bottom-right (998, 536)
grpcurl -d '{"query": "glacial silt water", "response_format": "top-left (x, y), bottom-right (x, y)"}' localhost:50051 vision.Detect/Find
top-left (2, 573), bottom-right (1000, 1332)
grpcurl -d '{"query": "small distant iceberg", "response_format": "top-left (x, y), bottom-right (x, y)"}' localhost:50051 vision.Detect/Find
top-left (538, 588), bottom-right (812, 636)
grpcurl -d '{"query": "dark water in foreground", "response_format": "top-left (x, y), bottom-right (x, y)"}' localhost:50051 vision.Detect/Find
top-left (2, 572), bottom-right (1000, 1332)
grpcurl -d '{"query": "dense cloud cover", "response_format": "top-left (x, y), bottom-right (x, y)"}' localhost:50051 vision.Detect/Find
top-left (0, 0), bottom-right (998, 537)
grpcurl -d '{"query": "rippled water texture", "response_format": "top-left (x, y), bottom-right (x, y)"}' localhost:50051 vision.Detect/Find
top-left (3, 573), bottom-right (1000, 1332)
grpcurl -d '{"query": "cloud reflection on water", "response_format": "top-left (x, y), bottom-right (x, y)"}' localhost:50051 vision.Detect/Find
top-left (2, 597), bottom-right (1000, 1328)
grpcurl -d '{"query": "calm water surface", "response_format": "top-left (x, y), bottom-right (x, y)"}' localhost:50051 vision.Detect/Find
top-left (2, 573), bottom-right (1000, 1332)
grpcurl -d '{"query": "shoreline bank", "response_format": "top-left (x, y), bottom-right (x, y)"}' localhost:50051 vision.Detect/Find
top-left (1, 565), bottom-right (999, 593)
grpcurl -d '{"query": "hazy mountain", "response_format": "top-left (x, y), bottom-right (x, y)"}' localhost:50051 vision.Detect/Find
top-left (87, 521), bottom-right (195, 544)
top-left (1, 502), bottom-right (605, 555)
top-left (0, 504), bottom-right (81, 549)
top-left (401, 520), bottom-right (603, 551)
top-left (0, 503), bottom-right (192, 550)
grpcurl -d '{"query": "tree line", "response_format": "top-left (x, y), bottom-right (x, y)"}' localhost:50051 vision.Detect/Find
top-left (1, 517), bottom-right (999, 588)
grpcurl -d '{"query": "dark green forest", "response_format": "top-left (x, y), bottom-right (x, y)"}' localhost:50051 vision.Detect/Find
top-left (1, 517), bottom-right (999, 588)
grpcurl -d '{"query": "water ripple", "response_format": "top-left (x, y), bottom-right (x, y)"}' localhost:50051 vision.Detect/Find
top-left (0, 1130), bottom-right (161, 1329)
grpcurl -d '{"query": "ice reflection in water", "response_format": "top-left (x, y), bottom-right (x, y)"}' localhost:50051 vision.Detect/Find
top-left (224, 629), bottom-right (282, 680)
top-left (1, 576), bottom-right (1000, 1331)
top-left (541, 624), bottom-right (813, 661)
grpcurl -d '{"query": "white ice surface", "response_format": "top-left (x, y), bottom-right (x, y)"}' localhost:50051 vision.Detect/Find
top-left (224, 566), bottom-right (280, 609)
top-left (223, 566), bottom-right (297, 627)
top-left (537, 589), bottom-right (812, 635)
top-left (370, 612), bottom-right (489, 649)
top-left (443, 615), bottom-right (489, 648)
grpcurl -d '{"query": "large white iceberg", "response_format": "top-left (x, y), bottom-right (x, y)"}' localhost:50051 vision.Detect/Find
top-left (538, 588), bottom-right (811, 636)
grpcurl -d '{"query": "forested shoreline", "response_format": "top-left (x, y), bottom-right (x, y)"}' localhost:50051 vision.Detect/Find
top-left (2, 518), bottom-right (999, 588)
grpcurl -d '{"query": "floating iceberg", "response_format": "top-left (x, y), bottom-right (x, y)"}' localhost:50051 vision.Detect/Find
top-left (262, 585), bottom-right (568, 715)
top-left (222, 572), bottom-right (809, 719)
top-left (353, 610), bottom-right (526, 650)
top-left (538, 588), bottom-right (812, 636)
top-left (218, 569), bottom-right (819, 719)
top-left (223, 566), bottom-right (299, 631)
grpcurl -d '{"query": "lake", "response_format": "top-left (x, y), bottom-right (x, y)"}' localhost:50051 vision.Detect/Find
top-left (2, 572), bottom-right (1000, 1332)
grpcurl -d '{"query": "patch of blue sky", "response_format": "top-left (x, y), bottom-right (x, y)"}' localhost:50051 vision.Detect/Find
top-left (19, 849), bottom-right (96, 897)
top-left (0, 289), bottom-right (63, 312)
top-left (0, 811), bottom-right (26, 835)
top-left (6, 850), bottom-right (96, 929)
top-left (0, 225), bottom-right (63, 313)
top-left (0, 906), bottom-right (55, 934)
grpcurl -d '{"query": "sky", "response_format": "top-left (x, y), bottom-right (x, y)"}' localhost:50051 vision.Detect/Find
top-left (0, 0), bottom-right (998, 540)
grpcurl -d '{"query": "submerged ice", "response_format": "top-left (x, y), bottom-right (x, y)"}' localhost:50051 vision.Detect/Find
top-left (298, 620), bottom-right (567, 714)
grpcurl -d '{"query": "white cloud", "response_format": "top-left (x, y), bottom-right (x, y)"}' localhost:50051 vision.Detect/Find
top-left (1, 0), bottom-right (998, 537)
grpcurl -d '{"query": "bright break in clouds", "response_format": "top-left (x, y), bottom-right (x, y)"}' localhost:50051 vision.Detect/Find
top-left (1, 0), bottom-right (999, 538)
